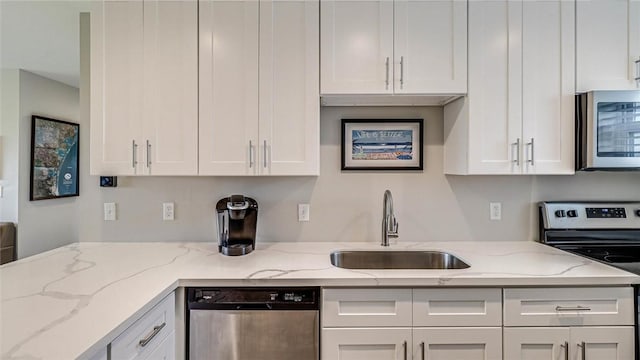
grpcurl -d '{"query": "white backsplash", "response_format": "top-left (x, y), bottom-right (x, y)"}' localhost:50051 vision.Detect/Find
top-left (77, 106), bottom-right (640, 245)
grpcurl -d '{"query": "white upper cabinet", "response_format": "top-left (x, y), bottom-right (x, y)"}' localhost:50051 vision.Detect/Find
top-left (142, 0), bottom-right (198, 176)
top-left (200, 0), bottom-right (319, 176)
top-left (393, 0), bottom-right (467, 94)
top-left (320, 0), bottom-right (467, 95)
top-left (576, 0), bottom-right (640, 91)
top-left (444, 0), bottom-right (574, 175)
top-left (91, 1), bottom-right (143, 175)
top-left (259, 0), bottom-right (320, 176)
top-left (198, 1), bottom-right (260, 176)
top-left (91, 0), bottom-right (198, 176)
top-left (320, 1), bottom-right (393, 94)
top-left (521, 0), bottom-right (575, 175)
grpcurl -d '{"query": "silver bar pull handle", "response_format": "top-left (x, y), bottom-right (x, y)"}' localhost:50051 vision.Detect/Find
top-left (249, 141), bottom-right (254, 168)
top-left (512, 138), bottom-right (521, 166)
top-left (132, 140), bottom-right (138, 169)
top-left (555, 306), bottom-right (592, 312)
top-left (385, 57), bottom-right (390, 90)
top-left (138, 322), bottom-right (166, 347)
top-left (561, 341), bottom-right (569, 360)
top-left (420, 341), bottom-right (425, 360)
top-left (400, 56), bottom-right (404, 89)
top-left (635, 57), bottom-right (640, 85)
top-left (146, 140), bottom-right (151, 168)
top-left (263, 140), bottom-right (267, 168)
top-left (527, 138), bottom-right (535, 165)
top-left (402, 340), bottom-right (407, 360)
top-left (578, 341), bottom-right (586, 360)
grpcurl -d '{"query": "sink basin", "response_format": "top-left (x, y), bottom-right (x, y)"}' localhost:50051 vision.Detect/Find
top-left (330, 250), bottom-right (470, 270)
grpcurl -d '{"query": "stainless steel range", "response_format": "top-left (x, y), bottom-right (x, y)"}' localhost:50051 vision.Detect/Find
top-left (539, 201), bottom-right (640, 359)
top-left (539, 201), bottom-right (640, 274)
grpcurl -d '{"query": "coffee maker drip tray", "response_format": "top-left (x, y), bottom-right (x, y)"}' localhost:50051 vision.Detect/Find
top-left (220, 243), bottom-right (254, 256)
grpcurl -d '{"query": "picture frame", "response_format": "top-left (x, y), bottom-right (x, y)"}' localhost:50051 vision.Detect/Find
top-left (341, 119), bottom-right (423, 171)
top-left (30, 115), bottom-right (80, 201)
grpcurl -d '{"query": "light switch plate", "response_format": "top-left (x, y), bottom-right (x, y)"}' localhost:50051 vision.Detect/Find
top-left (298, 204), bottom-right (310, 222)
top-left (104, 203), bottom-right (116, 221)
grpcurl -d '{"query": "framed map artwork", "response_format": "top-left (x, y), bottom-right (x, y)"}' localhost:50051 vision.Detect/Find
top-left (30, 115), bottom-right (79, 201)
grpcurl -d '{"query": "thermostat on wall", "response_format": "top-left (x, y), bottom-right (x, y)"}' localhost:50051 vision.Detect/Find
top-left (100, 176), bottom-right (117, 187)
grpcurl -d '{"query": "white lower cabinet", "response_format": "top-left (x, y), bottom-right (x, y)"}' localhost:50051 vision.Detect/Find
top-left (321, 288), bottom-right (502, 360)
top-left (413, 327), bottom-right (502, 360)
top-left (322, 328), bottom-right (411, 360)
top-left (110, 292), bottom-right (175, 360)
top-left (504, 326), bottom-right (634, 360)
top-left (321, 287), bottom-right (634, 360)
top-left (503, 287), bottom-right (635, 360)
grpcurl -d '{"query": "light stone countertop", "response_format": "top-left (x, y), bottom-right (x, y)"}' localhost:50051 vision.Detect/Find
top-left (1, 240), bottom-right (639, 360)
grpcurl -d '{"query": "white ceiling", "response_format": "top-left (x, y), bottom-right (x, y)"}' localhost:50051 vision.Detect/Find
top-left (1, 1), bottom-right (94, 88)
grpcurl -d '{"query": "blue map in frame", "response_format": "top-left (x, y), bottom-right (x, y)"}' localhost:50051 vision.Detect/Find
top-left (30, 116), bottom-right (79, 200)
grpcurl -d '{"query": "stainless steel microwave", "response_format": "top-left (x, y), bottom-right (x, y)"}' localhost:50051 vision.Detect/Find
top-left (576, 90), bottom-right (640, 170)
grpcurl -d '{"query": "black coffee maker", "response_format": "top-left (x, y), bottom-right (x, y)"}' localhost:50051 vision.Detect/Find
top-left (216, 195), bottom-right (258, 256)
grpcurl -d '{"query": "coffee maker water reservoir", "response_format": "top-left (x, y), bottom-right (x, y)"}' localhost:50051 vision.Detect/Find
top-left (216, 195), bottom-right (258, 256)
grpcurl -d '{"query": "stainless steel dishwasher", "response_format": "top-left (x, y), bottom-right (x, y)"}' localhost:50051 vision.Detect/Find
top-left (186, 287), bottom-right (319, 360)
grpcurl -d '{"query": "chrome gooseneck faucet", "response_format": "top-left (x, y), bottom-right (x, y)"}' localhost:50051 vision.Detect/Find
top-left (381, 190), bottom-right (399, 246)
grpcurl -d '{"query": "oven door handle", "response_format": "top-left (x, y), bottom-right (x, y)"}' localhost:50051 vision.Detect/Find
top-left (555, 305), bottom-right (592, 312)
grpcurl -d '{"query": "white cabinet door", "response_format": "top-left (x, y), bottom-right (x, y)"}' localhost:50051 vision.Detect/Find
top-left (320, 0), bottom-right (394, 94)
top-left (577, 0), bottom-right (640, 91)
top-left (465, 0), bottom-right (522, 174)
top-left (413, 327), bottom-right (502, 360)
top-left (521, 0), bottom-right (575, 175)
top-left (321, 328), bottom-right (411, 360)
top-left (259, 0), bottom-right (319, 176)
top-left (142, 0), bottom-right (198, 175)
top-left (394, 0), bottom-right (467, 94)
top-left (504, 327), bottom-right (570, 360)
top-left (444, 0), bottom-right (574, 175)
top-left (90, 1), bottom-right (144, 175)
top-left (199, 0), bottom-right (259, 175)
top-left (571, 326), bottom-right (635, 360)
top-left (141, 330), bottom-right (175, 360)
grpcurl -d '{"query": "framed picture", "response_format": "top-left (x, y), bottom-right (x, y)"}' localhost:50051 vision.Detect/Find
top-left (341, 119), bottom-right (423, 171)
top-left (30, 115), bottom-right (79, 201)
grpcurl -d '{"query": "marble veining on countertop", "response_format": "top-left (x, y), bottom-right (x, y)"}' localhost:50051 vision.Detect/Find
top-left (1, 240), bottom-right (639, 360)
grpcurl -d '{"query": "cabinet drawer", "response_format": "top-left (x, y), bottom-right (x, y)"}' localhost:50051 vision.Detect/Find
top-left (322, 289), bottom-right (412, 327)
top-left (111, 292), bottom-right (175, 360)
top-left (504, 287), bottom-right (634, 326)
top-left (413, 288), bottom-right (502, 326)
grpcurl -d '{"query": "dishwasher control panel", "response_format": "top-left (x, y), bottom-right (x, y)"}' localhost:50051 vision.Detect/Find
top-left (187, 287), bottom-right (319, 310)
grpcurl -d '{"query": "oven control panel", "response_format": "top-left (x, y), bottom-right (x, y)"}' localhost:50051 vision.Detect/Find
top-left (585, 207), bottom-right (626, 218)
top-left (540, 202), bottom-right (640, 229)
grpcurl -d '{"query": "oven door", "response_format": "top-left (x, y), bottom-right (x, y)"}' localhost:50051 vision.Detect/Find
top-left (583, 90), bottom-right (640, 169)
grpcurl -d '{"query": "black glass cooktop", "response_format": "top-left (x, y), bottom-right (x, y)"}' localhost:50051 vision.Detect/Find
top-left (557, 245), bottom-right (640, 275)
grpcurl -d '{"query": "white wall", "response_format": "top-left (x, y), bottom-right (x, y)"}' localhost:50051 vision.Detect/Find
top-left (0, 69), bottom-right (20, 223)
top-left (74, 104), bottom-right (640, 246)
top-left (9, 70), bottom-right (80, 258)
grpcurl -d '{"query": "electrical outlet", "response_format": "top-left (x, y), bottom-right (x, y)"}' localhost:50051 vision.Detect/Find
top-left (490, 202), bottom-right (502, 220)
top-left (298, 204), bottom-right (310, 222)
top-left (163, 202), bottom-right (175, 221)
top-left (104, 203), bottom-right (116, 221)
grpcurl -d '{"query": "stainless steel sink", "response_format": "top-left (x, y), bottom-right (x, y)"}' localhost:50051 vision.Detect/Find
top-left (330, 250), bottom-right (470, 270)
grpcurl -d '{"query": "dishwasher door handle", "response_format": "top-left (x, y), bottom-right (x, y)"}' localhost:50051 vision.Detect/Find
top-left (233, 303), bottom-right (273, 310)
